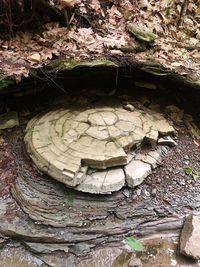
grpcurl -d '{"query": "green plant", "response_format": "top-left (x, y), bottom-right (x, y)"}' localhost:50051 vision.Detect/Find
top-left (0, 79), bottom-right (13, 90)
top-left (184, 166), bottom-right (200, 181)
top-left (125, 236), bottom-right (145, 252)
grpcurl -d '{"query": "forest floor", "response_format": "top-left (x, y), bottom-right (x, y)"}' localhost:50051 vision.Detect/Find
top-left (0, 0), bottom-right (200, 87)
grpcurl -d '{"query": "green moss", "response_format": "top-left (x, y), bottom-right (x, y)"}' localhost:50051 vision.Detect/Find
top-left (142, 64), bottom-right (173, 76)
top-left (0, 79), bottom-right (14, 90)
top-left (127, 24), bottom-right (156, 43)
top-left (142, 60), bottom-right (200, 89)
top-left (48, 59), bottom-right (118, 72)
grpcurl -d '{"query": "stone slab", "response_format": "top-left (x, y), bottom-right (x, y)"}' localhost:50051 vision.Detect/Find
top-left (158, 136), bottom-right (177, 146)
top-left (76, 168), bottom-right (125, 194)
top-left (0, 111), bottom-right (19, 130)
top-left (125, 160), bottom-right (152, 188)
top-left (180, 214), bottom-right (200, 260)
top-left (25, 106), bottom-right (174, 191)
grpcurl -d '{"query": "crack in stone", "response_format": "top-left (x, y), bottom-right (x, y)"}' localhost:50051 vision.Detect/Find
top-left (25, 106), bottom-right (174, 193)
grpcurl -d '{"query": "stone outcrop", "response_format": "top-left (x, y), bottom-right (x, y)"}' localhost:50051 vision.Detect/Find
top-left (180, 214), bottom-right (200, 260)
top-left (24, 106), bottom-right (174, 193)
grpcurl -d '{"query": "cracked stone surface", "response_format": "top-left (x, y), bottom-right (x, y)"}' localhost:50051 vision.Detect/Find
top-left (125, 160), bottom-right (152, 187)
top-left (25, 106), bottom-right (174, 193)
top-left (76, 168), bottom-right (125, 194)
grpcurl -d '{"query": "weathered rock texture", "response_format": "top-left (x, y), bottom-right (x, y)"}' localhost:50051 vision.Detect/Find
top-left (11, 147), bottom-right (166, 228)
top-left (180, 214), bottom-right (200, 260)
top-left (0, 108), bottom-right (198, 266)
top-left (25, 106), bottom-right (174, 193)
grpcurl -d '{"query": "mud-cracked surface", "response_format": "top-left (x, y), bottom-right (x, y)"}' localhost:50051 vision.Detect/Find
top-left (25, 106), bottom-right (174, 193)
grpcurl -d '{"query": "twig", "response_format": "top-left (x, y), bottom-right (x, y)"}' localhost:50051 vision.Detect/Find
top-left (39, 68), bottom-right (67, 94)
top-left (177, 0), bottom-right (189, 28)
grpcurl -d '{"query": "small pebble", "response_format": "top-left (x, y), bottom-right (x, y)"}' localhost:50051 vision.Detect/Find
top-left (143, 189), bottom-right (150, 197)
top-left (151, 188), bottom-right (157, 196)
top-left (124, 104), bottom-right (135, 112)
top-left (123, 188), bottom-right (130, 198)
top-left (128, 257), bottom-right (143, 267)
top-left (136, 189), bottom-right (141, 196)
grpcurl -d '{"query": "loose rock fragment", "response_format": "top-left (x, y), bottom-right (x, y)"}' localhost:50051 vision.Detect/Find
top-left (124, 104), bottom-right (135, 111)
top-left (125, 160), bottom-right (151, 187)
top-left (158, 136), bottom-right (177, 147)
top-left (127, 24), bottom-right (156, 43)
top-left (135, 151), bottom-right (161, 169)
top-left (165, 105), bottom-right (184, 122)
top-left (24, 242), bottom-right (69, 253)
top-left (180, 214), bottom-right (200, 260)
top-left (0, 111), bottom-right (19, 130)
top-left (75, 168), bottom-right (125, 194)
top-left (128, 257), bottom-right (143, 267)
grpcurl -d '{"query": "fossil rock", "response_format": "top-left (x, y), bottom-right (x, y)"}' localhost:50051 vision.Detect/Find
top-left (24, 106), bottom-right (174, 193)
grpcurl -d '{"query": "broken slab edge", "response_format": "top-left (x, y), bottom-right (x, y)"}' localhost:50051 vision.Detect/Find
top-left (180, 214), bottom-right (200, 260)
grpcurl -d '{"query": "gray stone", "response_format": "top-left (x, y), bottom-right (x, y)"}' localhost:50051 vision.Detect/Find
top-left (124, 104), bottom-right (135, 111)
top-left (75, 168), bottom-right (125, 194)
top-left (77, 247), bottom-right (122, 267)
top-left (158, 136), bottom-right (177, 147)
top-left (40, 253), bottom-right (76, 267)
top-left (123, 188), bottom-right (131, 198)
top-left (24, 242), bottom-right (69, 253)
top-left (128, 257), bottom-right (143, 267)
top-left (165, 105), bottom-right (184, 122)
top-left (151, 188), bottom-right (157, 196)
top-left (0, 111), bottom-right (19, 130)
top-left (135, 151), bottom-right (161, 169)
top-left (24, 106), bottom-right (174, 193)
top-left (180, 214), bottom-right (200, 260)
top-left (148, 150), bottom-right (162, 165)
top-left (125, 160), bottom-right (151, 188)
top-left (127, 152), bottom-right (136, 164)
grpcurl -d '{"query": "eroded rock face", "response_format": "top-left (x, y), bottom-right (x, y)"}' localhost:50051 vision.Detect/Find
top-left (25, 106), bottom-right (174, 193)
top-left (180, 214), bottom-right (200, 260)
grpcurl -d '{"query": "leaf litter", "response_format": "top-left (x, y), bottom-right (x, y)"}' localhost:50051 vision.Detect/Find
top-left (0, 0), bottom-right (199, 83)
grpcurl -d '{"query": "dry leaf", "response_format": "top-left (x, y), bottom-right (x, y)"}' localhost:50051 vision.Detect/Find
top-left (57, 0), bottom-right (77, 9)
top-left (29, 53), bottom-right (41, 62)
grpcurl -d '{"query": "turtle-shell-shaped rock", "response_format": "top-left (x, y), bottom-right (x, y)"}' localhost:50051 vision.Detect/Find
top-left (25, 107), bottom-right (174, 190)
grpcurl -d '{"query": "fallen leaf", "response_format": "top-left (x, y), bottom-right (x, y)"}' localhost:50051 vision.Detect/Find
top-left (125, 236), bottom-right (145, 252)
top-left (58, 0), bottom-right (77, 9)
top-left (29, 53), bottom-right (41, 62)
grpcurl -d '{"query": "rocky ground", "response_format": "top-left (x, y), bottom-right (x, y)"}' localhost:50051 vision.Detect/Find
top-left (0, 88), bottom-right (199, 266)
